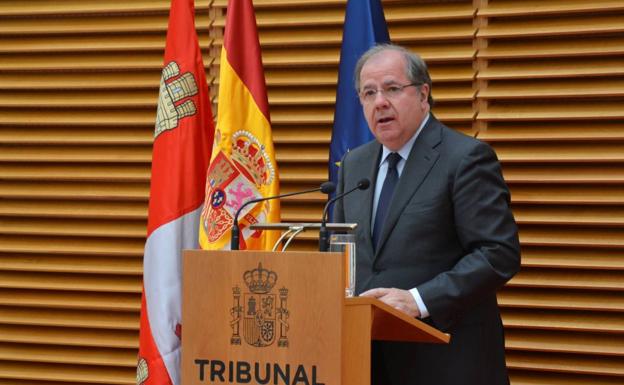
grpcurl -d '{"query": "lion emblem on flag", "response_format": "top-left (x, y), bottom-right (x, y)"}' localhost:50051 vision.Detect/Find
top-left (201, 130), bottom-right (275, 246)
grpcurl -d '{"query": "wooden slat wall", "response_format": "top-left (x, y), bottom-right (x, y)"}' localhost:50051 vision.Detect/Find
top-left (476, 1), bottom-right (624, 384)
top-left (0, 0), bottom-right (211, 383)
top-left (0, 1), bottom-right (622, 385)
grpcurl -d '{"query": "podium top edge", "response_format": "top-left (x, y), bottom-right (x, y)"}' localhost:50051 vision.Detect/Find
top-left (346, 297), bottom-right (450, 343)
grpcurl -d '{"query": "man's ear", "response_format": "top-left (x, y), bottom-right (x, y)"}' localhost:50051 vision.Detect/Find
top-left (420, 84), bottom-right (430, 102)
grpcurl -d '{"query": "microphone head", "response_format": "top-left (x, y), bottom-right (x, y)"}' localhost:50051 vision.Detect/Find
top-left (357, 178), bottom-right (371, 190)
top-left (320, 181), bottom-right (336, 194)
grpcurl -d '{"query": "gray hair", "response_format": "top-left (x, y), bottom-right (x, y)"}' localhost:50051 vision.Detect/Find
top-left (354, 44), bottom-right (434, 107)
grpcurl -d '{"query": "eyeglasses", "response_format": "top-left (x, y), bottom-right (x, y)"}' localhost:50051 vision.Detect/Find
top-left (359, 83), bottom-right (421, 104)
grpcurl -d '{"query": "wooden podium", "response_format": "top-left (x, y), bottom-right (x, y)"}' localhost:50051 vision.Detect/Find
top-left (182, 250), bottom-right (449, 385)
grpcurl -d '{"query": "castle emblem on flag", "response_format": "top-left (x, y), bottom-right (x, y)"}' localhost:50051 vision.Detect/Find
top-left (230, 263), bottom-right (289, 348)
top-left (154, 61), bottom-right (199, 137)
top-left (136, 357), bottom-right (148, 384)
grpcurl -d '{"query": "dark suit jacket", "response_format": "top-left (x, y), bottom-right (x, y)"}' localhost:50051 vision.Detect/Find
top-left (333, 116), bottom-right (521, 385)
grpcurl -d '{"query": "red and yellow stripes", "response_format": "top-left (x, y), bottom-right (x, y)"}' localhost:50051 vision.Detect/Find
top-left (199, 0), bottom-right (280, 251)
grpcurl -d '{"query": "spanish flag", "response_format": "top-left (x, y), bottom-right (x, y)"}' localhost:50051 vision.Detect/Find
top-left (199, 0), bottom-right (280, 251)
top-left (137, 0), bottom-right (214, 384)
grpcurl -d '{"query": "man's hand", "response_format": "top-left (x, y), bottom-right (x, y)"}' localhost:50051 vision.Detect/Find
top-left (359, 287), bottom-right (421, 318)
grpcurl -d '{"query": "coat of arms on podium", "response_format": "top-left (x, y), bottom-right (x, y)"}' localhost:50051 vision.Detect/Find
top-left (231, 263), bottom-right (289, 348)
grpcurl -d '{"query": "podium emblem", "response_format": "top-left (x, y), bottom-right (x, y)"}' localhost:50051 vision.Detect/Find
top-left (231, 263), bottom-right (289, 348)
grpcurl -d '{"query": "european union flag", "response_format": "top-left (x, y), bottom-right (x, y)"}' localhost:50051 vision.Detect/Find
top-left (329, 0), bottom-right (390, 198)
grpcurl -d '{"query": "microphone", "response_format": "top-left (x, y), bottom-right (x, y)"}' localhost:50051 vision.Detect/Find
top-left (319, 178), bottom-right (370, 252)
top-left (231, 181), bottom-right (336, 250)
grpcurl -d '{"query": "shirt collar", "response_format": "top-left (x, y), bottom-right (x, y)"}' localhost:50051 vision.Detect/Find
top-left (380, 112), bottom-right (430, 164)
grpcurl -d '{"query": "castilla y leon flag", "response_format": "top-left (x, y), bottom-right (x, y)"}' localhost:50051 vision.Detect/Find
top-left (199, 0), bottom-right (280, 251)
top-left (137, 0), bottom-right (214, 384)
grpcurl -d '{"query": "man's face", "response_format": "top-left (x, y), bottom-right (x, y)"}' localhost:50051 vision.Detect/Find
top-left (359, 50), bottom-right (430, 151)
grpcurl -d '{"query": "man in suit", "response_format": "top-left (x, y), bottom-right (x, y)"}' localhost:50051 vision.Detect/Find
top-left (333, 44), bottom-right (521, 385)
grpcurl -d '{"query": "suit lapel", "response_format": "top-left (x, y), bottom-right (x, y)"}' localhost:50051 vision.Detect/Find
top-left (350, 142), bottom-right (381, 259)
top-left (374, 117), bottom-right (442, 258)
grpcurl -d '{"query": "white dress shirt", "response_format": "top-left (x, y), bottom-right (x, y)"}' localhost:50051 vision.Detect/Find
top-left (371, 113), bottom-right (431, 319)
